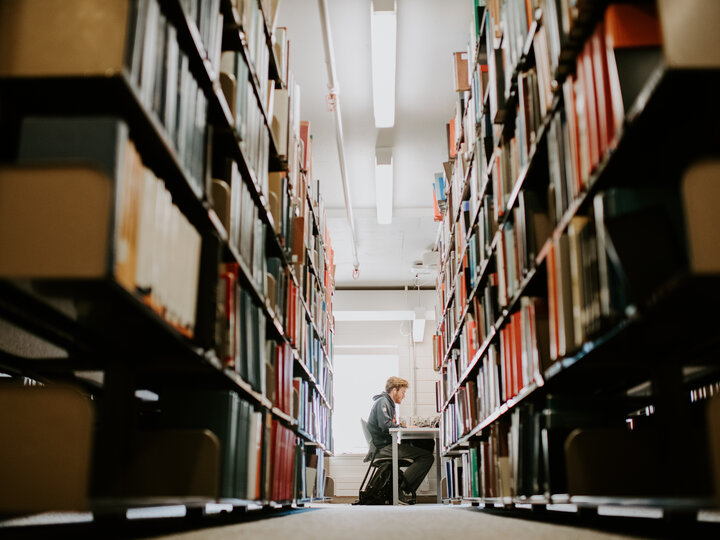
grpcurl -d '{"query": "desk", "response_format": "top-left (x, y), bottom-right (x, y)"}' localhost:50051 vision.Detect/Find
top-left (389, 427), bottom-right (441, 505)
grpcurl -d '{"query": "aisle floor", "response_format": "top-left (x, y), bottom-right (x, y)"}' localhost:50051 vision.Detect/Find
top-left (146, 504), bottom-right (651, 540)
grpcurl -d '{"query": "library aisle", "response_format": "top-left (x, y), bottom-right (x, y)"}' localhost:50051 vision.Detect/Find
top-left (140, 504), bottom-right (706, 540)
top-left (3, 0), bottom-right (720, 538)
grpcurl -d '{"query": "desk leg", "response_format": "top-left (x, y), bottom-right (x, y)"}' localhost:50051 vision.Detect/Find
top-left (435, 434), bottom-right (441, 504)
top-left (392, 432), bottom-right (398, 505)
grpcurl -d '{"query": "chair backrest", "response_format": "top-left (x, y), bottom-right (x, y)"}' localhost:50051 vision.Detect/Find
top-left (360, 418), bottom-right (413, 466)
top-left (360, 418), bottom-right (377, 463)
top-left (360, 418), bottom-right (372, 445)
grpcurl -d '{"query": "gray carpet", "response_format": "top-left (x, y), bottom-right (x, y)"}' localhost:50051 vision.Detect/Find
top-left (148, 504), bottom-right (644, 540)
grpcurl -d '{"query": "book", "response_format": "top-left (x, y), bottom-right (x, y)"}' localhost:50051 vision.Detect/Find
top-left (604, 3), bottom-right (662, 132)
top-left (658, 0), bottom-right (720, 68)
top-left (681, 160), bottom-right (720, 274)
top-left (10, 116), bottom-right (201, 333)
top-left (0, 0), bottom-right (131, 77)
top-left (157, 390), bottom-right (240, 499)
top-left (596, 187), bottom-right (686, 309)
top-left (0, 385), bottom-right (94, 513)
top-left (453, 51), bottom-right (471, 92)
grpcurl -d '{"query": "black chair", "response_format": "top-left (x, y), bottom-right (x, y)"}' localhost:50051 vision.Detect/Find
top-left (359, 418), bottom-right (412, 501)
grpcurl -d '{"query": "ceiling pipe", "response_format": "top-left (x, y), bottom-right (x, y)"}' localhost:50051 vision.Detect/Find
top-left (317, 0), bottom-right (360, 279)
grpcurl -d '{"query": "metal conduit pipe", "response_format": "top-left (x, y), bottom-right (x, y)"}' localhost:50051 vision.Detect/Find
top-left (317, 0), bottom-right (360, 278)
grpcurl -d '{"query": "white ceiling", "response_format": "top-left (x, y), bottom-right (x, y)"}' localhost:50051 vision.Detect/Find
top-left (276, 0), bottom-right (473, 289)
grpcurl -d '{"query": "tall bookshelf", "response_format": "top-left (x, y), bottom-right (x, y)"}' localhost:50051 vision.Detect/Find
top-left (434, 0), bottom-right (720, 516)
top-left (0, 0), bottom-right (334, 520)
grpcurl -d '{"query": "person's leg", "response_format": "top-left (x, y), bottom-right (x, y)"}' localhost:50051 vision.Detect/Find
top-left (376, 442), bottom-right (434, 493)
top-left (396, 442), bottom-right (434, 494)
top-left (408, 438), bottom-right (435, 453)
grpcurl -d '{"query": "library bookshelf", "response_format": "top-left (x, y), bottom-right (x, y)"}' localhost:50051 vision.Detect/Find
top-left (0, 0), bottom-right (334, 524)
top-left (434, 0), bottom-right (720, 519)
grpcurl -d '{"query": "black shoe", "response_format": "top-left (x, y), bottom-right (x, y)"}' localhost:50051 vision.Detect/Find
top-left (398, 491), bottom-right (416, 505)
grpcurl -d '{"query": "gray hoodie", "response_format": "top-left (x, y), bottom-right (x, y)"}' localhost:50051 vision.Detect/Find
top-left (367, 392), bottom-right (400, 449)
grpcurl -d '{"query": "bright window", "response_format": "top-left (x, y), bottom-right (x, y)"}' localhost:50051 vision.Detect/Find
top-left (332, 354), bottom-right (399, 454)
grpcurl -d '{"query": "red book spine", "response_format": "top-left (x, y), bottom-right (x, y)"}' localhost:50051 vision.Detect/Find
top-left (270, 420), bottom-right (279, 501)
top-left (513, 312), bottom-right (523, 393)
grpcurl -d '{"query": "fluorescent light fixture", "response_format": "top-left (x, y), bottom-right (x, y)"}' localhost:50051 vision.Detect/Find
top-left (375, 147), bottom-right (393, 224)
top-left (371, 0), bottom-right (397, 128)
top-left (334, 310), bottom-right (435, 321)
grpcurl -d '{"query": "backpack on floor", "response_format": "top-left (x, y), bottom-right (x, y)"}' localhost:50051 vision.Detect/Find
top-left (357, 461), bottom-right (393, 505)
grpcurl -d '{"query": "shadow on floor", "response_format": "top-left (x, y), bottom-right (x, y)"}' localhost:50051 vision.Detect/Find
top-left (459, 505), bottom-right (720, 540)
top-left (0, 507), bottom-right (319, 540)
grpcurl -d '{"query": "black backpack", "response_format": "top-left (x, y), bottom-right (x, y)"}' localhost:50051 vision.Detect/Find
top-left (357, 461), bottom-right (393, 505)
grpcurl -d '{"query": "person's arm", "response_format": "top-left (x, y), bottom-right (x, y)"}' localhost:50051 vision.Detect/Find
top-left (378, 399), bottom-right (401, 432)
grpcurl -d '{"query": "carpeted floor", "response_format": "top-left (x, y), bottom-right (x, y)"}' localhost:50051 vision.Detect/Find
top-left (145, 504), bottom-right (650, 540)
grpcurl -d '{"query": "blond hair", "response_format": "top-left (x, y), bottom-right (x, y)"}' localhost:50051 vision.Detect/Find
top-left (385, 376), bottom-right (409, 394)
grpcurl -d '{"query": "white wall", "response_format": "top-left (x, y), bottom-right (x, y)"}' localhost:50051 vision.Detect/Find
top-left (328, 290), bottom-right (441, 497)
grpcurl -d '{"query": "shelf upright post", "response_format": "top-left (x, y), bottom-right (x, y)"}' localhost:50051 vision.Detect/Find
top-left (91, 359), bottom-right (138, 498)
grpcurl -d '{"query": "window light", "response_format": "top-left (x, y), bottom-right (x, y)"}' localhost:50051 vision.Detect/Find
top-left (371, 0), bottom-right (397, 128)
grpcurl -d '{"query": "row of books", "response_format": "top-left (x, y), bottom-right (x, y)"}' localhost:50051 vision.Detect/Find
top-left (480, 0), bottom-right (553, 126)
top-left (0, 0), bottom-right (334, 511)
top-left (435, 2), bottom-right (665, 363)
top-left (300, 330), bottom-right (333, 401)
top-left (293, 378), bottom-right (332, 449)
top-left (286, 277), bottom-right (333, 403)
top-left (268, 171), bottom-right (295, 250)
top-left (127, 0), bottom-right (209, 195)
top-left (267, 255), bottom-right (289, 323)
top-left (547, 5), bottom-right (662, 227)
top-left (296, 444), bottom-right (327, 501)
top-left (238, 0), bottom-right (272, 115)
top-left (154, 390), bottom-right (265, 500)
top-left (444, 423), bottom-right (511, 499)
top-left (273, 26), bottom-right (290, 89)
top-left (436, 5), bottom-right (569, 374)
top-left (0, 1), bottom-right (220, 198)
top-left (440, 186), bottom-right (687, 447)
top-left (269, 418), bottom-right (297, 502)
top-left (441, 399), bottom-right (464, 450)
top-left (268, 112), bottom-right (335, 346)
top-left (547, 187), bottom-right (686, 362)
top-left (494, 0), bottom-right (537, 98)
top-left (303, 266), bottom-right (331, 346)
top-left (495, 198), bottom-right (548, 308)
top-left (435, 253), bottom-right (500, 375)
top-left (463, 3), bottom-right (653, 240)
top-left (212, 67), bottom-right (336, 429)
top-left (225, 5), bottom-right (337, 452)
top-left (274, 75), bottom-right (303, 191)
top-left (212, 160), bottom-right (268, 295)
top-left (269, 341), bottom-right (295, 417)
top-left (178, 0), bottom-right (224, 76)
top-left (489, 69), bottom-right (548, 223)
top-left (444, 455), bottom-right (466, 501)
top-left (447, 384), bottom-right (720, 502)
top-left (216, 263), bottom-right (267, 393)
top-left (440, 196), bottom-right (655, 434)
top-left (10, 116), bottom-right (202, 337)
top-left (220, 49), bottom-right (271, 199)
top-left (154, 376), bottom-right (325, 503)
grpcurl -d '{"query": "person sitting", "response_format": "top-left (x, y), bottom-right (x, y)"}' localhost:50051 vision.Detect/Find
top-left (366, 376), bottom-right (434, 504)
